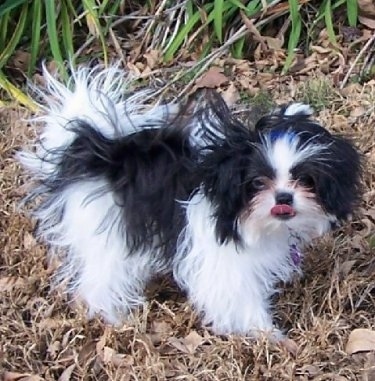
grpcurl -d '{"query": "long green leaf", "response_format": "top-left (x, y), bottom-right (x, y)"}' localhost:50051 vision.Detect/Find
top-left (0, 69), bottom-right (39, 111)
top-left (324, 0), bottom-right (337, 45)
top-left (346, 0), bottom-right (358, 26)
top-left (0, 0), bottom-right (27, 17)
top-left (61, 1), bottom-right (75, 60)
top-left (246, 0), bottom-right (262, 15)
top-left (283, 0), bottom-right (301, 73)
top-left (232, 36), bottom-right (245, 59)
top-left (228, 0), bottom-right (248, 12)
top-left (28, 0), bottom-right (42, 76)
top-left (0, 3), bottom-right (28, 69)
top-left (0, 10), bottom-right (10, 49)
top-left (45, 0), bottom-right (66, 77)
top-left (213, 0), bottom-right (224, 43)
top-left (164, 4), bottom-right (214, 62)
top-left (82, 0), bottom-right (108, 65)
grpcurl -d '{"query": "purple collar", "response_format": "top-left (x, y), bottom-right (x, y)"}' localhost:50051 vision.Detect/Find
top-left (288, 229), bottom-right (303, 267)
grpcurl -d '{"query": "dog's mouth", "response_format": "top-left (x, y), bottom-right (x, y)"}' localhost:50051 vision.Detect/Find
top-left (270, 204), bottom-right (296, 220)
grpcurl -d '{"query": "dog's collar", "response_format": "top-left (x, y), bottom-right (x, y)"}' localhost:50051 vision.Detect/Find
top-left (288, 228), bottom-right (303, 267)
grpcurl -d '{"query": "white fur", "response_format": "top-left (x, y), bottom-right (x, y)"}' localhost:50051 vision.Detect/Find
top-left (260, 135), bottom-right (333, 239)
top-left (35, 179), bottom-right (165, 324)
top-left (19, 64), bottom-right (180, 177)
top-left (283, 103), bottom-right (313, 116)
top-left (173, 135), bottom-right (335, 337)
top-left (263, 134), bottom-right (328, 187)
top-left (19, 65), bottom-right (174, 324)
top-left (174, 192), bottom-right (294, 337)
top-left (19, 65), bottom-right (335, 337)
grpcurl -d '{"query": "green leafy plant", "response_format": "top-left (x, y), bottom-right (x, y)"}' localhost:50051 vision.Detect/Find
top-left (0, 0), bottom-right (122, 107)
top-left (0, 0), bottom-right (361, 107)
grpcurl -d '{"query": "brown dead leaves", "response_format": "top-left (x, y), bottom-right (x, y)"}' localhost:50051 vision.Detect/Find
top-left (346, 329), bottom-right (375, 354)
top-left (0, 373), bottom-right (43, 381)
top-left (167, 331), bottom-right (204, 355)
top-left (194, 67), bottom-right (228, 89)
top-left (358, 0), bottom-right (375, 29)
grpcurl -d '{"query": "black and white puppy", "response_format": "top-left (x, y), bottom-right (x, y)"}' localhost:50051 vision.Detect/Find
top-left (20, 65), bottom-right (362, 339)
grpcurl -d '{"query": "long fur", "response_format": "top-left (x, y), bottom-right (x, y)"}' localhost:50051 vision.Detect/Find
top-left (19, 65), bottom-right (362, 337)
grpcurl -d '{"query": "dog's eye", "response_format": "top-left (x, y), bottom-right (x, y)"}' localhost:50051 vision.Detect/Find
top-left (297, 174), bottom-right (315, 189)
top-left (251, 176), bottom-right (268, 190)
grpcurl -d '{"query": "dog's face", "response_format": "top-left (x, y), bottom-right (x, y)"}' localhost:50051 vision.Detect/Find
top-left (198, 98), bottom-right (362, 247)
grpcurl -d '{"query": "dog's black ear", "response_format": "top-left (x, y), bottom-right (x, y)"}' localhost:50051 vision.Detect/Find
top-left (188, 90), bottom-right (251, 149)
top-left (255, 103), bottom-right (314, 133)
top-left (314, 135), bottom-right (362, 220)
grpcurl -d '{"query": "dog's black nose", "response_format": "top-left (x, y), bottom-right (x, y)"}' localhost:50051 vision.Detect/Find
top-left (275, 192), bottom-right (293, 205)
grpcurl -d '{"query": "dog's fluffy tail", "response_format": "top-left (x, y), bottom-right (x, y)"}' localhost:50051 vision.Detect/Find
top-left (18, 65), bottom-right (180, 323)
top-left (19, 64), bottom-right (179, 177)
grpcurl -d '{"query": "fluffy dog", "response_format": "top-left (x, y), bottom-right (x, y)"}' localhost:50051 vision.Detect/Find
top-left (19, 65), bottom-right (362, 338)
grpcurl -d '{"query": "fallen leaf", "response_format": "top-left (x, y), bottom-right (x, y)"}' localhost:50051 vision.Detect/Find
top-left (143, 50), bottom-right (160, 70)
top-left (296, 364), bottom-right (322, 377)
top-left (339, 260), bottom-right (357, 277)
top-left (78, 341), bottom-right (97, 365)
top-left (148, 321), bottom-right (172, 344)
top-left (363, 352), bottom-right (375, 381)
top-left (98, 346), bottom-right (133, 368)
top-left (47, 340), bottom-right (61, 359)
top-left (346, 328), bottom-right (375, 354)
top-left (1, 373), bottom-right (30, 381)
top-left (0, 277), bottom-right (26, 293)
top-left (57, 364), bottom-right (75, 381)
top-left (23, 232), bottom-right (36, 249)
top-left (194, 67), bottom-right (228, 89)
top-left (350, 106), bottom-right (367, 118)
top-left (102, 346), bottom-right (116, 364)
top-left (168, 331), bottom-right (203, 354)
top-left (358, 0), bottom-right (375, 17)
top-left (221, 83), bottom-right (240, 107)
top-left (279, 337), bottom-right (299, 357)
top-left (358, 15), bottom-right (375, 29)
top-left (0, 374), bottom-right (44, 381)
top-left (264, 36), bottom-right (283, 50)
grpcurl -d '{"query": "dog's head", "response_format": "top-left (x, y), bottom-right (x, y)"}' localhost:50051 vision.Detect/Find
top-left (193, 93), bottom-right (362, 247)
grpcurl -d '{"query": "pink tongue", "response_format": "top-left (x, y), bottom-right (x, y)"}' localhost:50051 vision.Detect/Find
top-left (271, 204), bottom-right (296, 216)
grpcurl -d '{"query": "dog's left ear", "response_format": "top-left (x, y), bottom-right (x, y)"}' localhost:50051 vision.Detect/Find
top-left (315, 135), bottom-right (362, 221)
top-left (188, 90), bottom-right (250, 149)
top-left (255, 103), bottom-right (314, 133)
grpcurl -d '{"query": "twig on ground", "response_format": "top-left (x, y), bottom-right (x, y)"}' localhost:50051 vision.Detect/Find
top-left (341, 31), bottom-right (375, 89)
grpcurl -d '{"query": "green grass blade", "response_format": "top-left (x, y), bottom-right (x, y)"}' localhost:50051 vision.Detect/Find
top-left (186, 0), bottom-right (194, 18)
top-left (283, 0), bottom-right (302, 73)
top-left (28, 0), bottom-right (42, 76)
top-left (213, 0), bottom-right (224, 43)
top-left (324, 0), bottom-right (337, 45)
top-left (0, 10), bottom-right (10, 49)
top-left (0, 3), bottom-right (28, 70)
top-left (232, 36), bottom-right (245, 59)
top-left (164, 4), bottom-right (214, 62)
top-left (0, 0), bottom-right (27, 17)
top-left (65, 0), bottom-right (80, 24)
top-left (61, 1), bottom-right (75, 60)
top-left (45, 0), bottom-right (66, 77)
top-left (246, 0), bottom-right (262, 15)
top-left (82, 0), bottom-right (108, 65)
top-left (346, 0), bottom-right (358, 26)
top-left (0, 69), bottom-right (39, 111)
top-left (310, 0), bottom-right (345, 26)
top-left (107, 0), bottom-right (122, 20)
top-left (228, 0), bottom-right (248, 12)
top-left (98, 0), bottom-right (110, 15)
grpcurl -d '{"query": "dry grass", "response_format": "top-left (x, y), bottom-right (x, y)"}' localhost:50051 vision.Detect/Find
top-left (1, 69), bottom-right (375, 381)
